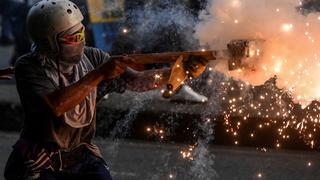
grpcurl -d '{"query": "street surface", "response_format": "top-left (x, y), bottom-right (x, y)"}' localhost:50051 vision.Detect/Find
top-left (0, 132), bottom-right (320, 180)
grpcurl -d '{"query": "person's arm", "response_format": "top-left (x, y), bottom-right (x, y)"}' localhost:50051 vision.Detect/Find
top-left (0, 67), bottom-right (14, 80)
top-left (44, 57), bottom-right (133, 117)
top-left (122, 55), bottom-right (209, 92)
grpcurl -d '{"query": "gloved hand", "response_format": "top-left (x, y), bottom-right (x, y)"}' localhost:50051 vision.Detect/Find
top-left (183, 55), bottom-right (209, 78)
top-left (0, 67), bottom-right (14, 80)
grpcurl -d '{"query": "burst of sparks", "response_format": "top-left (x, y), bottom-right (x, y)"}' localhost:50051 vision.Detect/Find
top-left (180, 145), bottom-right (195, 161)
top-left (145, 5), bottom-right (320, 176)
top-left (216, 13), bottom-right (320, 149)
top-left (153, 74), bottom-right (162, 88)
top-left (220, 78), bottom-right (320, 149)
top-left (145, 125), bottom-right (167, 140)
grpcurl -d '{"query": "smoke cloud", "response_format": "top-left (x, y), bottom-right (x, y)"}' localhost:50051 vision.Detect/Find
top-left (195, 0), bottom-right (320, 106)
top-left (124, 0), bottom-right (199, 52)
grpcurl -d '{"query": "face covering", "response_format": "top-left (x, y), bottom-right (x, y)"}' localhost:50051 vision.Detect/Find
top-left (58, 23), bottom-right (85, 66)
top-left (59, 40), bottom-right (85, 65)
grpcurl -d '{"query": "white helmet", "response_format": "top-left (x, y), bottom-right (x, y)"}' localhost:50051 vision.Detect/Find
top-left (27, 0), bottom-right (84, 53)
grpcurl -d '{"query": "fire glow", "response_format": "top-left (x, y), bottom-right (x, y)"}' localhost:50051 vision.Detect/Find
top-left (193, 0), bottom-right (320, 149)
top-left (140, 1), bottom-right (320, 176)
top-left (196, 0), bottom-right (320, 107)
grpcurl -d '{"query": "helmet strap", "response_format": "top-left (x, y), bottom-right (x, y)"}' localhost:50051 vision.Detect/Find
top-left (53, 55), bottom-right (64, 89)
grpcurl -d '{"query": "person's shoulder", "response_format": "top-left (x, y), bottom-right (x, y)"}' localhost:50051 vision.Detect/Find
top-left (15, 52), bottom-right (42, 74)
top-left (15, 52), bottom-right (39, 67)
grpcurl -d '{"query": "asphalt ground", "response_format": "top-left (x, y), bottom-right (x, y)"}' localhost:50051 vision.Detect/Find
top-left (0, 132), bottom-right (320, 180)
top-left (0, 45), bottom-right (12, 68)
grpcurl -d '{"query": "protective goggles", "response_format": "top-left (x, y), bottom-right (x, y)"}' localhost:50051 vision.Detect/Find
top-left (58, 27), bottom-right (85, 45)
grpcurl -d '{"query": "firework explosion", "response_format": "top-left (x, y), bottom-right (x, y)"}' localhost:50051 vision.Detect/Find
top-left (109, 0), bottom-right (320, 178)
top-left (188, 0), bottom-right (320, 150)
top-left (196, 0), bottom-right (320, 105)
top-left (141, 1), bottom-right (320, 171)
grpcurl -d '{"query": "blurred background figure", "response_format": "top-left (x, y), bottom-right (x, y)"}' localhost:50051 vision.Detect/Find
top-left (0, 0), bottom-right (31, 66)
top-left (0, 0), bottom-right (14, 46)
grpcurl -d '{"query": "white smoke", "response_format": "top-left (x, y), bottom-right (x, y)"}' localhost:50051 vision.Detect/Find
top-left (125, 0), bottom-right (199, 51)
top-left (195, 0), bottom-right (320, 106)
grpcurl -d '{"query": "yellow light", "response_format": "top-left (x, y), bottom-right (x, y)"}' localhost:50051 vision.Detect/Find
top-left (274, 61), bottom-right (282, 73)
top-left (122, 28), bottom-right (128, 33)
top-left (281, 23), bottom-right (293, 32)
top-left (232, 0), bottom-right (240, 7)
top-left (154, 74), bottom-right (161, 79)
top-left (249, 50), bottom-right (255, 57)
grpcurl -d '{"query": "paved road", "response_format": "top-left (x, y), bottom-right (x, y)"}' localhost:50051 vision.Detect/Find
top-left (0, 45), bottom-right (13, 68)
top-left (0, 132), bottom-right (320, 180)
